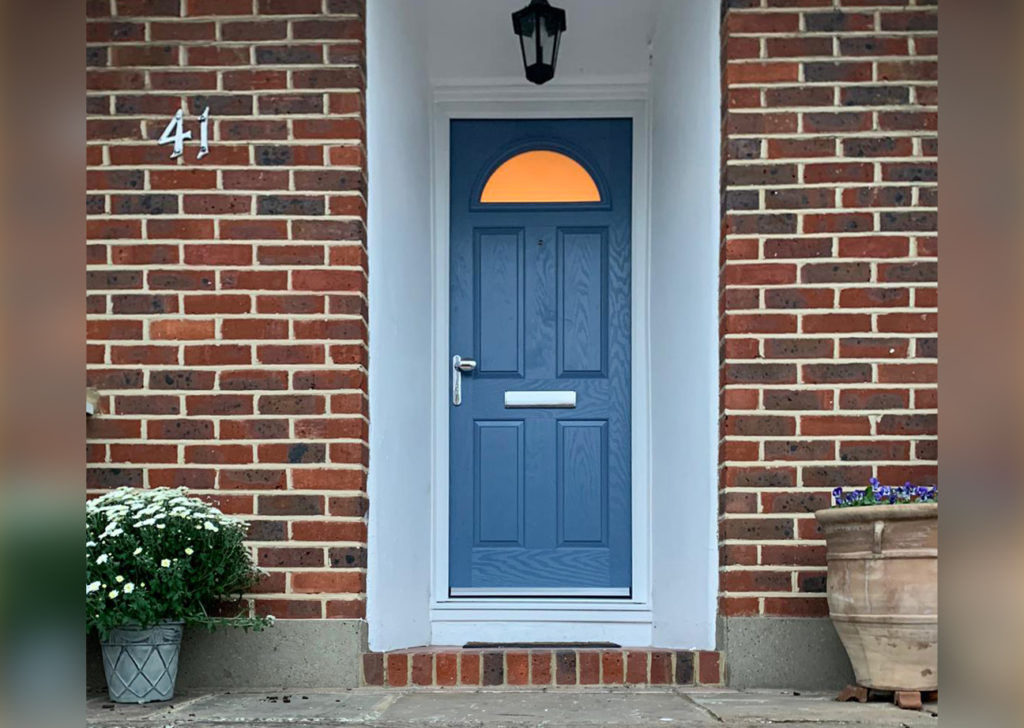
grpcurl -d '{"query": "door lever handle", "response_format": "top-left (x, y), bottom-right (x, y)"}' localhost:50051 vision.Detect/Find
top-left (452, 355), bottom-right (477, 405)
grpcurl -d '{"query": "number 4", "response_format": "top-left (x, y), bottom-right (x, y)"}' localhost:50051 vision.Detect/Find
top-left (157, 109), bottom-right (191, 159)
top-left (157, 107), bottom-right (211, 160)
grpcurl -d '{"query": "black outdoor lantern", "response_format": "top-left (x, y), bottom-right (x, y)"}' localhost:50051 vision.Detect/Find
top-left (511, 0), bottom-right (567, 85)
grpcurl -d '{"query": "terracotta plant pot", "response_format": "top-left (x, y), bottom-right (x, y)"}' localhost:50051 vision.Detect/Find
top-left (814, 503), bottom-right (937, 691)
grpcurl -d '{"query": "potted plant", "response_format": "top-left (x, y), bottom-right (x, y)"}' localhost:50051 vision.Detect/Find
top-left (87, 487), bottom-right (272, 703)
top-left (814, 480), bottom-right (937, 708)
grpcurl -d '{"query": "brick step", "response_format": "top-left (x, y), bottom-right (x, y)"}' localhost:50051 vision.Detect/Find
top-left (362, 648), bottom-right (722, 687)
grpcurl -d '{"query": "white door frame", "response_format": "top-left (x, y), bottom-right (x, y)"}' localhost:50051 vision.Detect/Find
top-left (428, 83), bottom-right (654, 645)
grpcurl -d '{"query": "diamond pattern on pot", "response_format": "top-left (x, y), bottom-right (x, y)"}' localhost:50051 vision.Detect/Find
top-left (100, 623), bottom-right (183, 704)
top-left (104, 642), bottom-right (180, 702)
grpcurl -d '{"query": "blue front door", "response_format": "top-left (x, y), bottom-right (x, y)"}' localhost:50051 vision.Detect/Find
top-left (449, 119), bottom-right (632, 596)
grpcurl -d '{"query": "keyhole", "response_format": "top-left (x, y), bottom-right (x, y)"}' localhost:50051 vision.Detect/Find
top-left (537, 239), bottom-right (544, 247)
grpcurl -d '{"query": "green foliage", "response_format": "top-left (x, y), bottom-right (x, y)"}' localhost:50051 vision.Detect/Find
top-left (86, 487), bottom-right (273, 639)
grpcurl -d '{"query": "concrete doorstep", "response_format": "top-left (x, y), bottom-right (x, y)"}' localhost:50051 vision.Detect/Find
top-left (87, 687), bottom-right (938, 728)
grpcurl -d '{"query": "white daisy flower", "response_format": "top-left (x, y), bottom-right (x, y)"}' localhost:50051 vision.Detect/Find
top-left (108, 590), bottom-right (119, 599)
top-left (86, 581), bottom-right (101, 594)
top-left (96, 554), bottom-right (109, 565)
top-left (115, 575), bottom-right (124, 583)
top-left (160, 559), bottom-right (171, 568)
top-left (184, 547), bottom-right (194, 556)
top-left (133, 547), bottom-right (143, 556)
top-left (203, 521), bottom-right (218, 532)
top-left (123, 583), bottom-right (135, 594)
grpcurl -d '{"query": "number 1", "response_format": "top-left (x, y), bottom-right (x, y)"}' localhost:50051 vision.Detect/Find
top-left (197, 106), bottom-right (210, 160)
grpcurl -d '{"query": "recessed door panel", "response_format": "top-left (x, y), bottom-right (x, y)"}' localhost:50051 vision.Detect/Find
top-left (557, 420), bottom-right (607, 545)
top-left (474, 420), bottom-right (525, 545)
top-left (558, 228), bottom-right (608, 377)
top-left (475, 229), bottom-right (524, 376)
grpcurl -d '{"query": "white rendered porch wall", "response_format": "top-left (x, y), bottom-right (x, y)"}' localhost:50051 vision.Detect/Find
top-left (367, 0), bottom-right (720, 650)
top-left (365, 0), bottom-right (433, 651)
top-left (648, 0), bottom-right (720, 648)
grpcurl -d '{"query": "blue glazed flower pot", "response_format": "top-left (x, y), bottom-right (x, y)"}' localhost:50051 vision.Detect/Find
top-left (100, 622), bottom-right (183, 703)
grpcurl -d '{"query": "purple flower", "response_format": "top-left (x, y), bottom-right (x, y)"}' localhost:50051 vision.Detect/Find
top-left (831, 478), bottom-right (938, 508)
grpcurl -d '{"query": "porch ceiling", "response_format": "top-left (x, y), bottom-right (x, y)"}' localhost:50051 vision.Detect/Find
top-left (422, 0), bottom-right (662, 85)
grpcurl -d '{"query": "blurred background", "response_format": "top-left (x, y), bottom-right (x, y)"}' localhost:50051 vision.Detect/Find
top-left (940, 1), bottom-right (1024, 726)
top-left (0, 1), bottom-right (83, 727)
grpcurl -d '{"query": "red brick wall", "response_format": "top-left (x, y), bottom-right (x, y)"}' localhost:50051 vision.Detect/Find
top-left (719, 1), bottom-right (938, 618)
top-left (86, 0), bottom-right (368, 620)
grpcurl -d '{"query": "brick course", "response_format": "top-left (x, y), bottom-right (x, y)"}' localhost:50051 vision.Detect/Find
top-left (719, 0), bottom-right (938, 619)
top-left (86, 0), bottom-right (367, 621)
top-left (362, 648), bottom-right (724, 688)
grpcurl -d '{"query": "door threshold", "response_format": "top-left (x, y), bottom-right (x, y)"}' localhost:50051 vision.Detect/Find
top-left (464, 641), bottom-right (621, 649)
top-left (449, 587), bottom-right (631, 598)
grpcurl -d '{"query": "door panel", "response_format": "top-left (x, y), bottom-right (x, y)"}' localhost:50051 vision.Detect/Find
top-left (449, 118), bottom-right (632, 596)
top-left (557, 420), bottom-right (607, 545)
top-left (558, 228), bottom-right (607, 377)
top-left (474, 420), bottom-right (524, 545)
top-left (475, 229), bottom-right (524, 377)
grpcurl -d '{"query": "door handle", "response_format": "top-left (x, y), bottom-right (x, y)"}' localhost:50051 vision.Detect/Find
top-left (452, 355), bottom-right (477, 405)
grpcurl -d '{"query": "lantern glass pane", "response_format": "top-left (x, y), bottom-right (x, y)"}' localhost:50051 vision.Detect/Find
top-left (518, 12), bottom-right (536, 37)
top-left (518, 13), bottom-right (537, 65)
top-left (539, 13), bottom-right (558, 65)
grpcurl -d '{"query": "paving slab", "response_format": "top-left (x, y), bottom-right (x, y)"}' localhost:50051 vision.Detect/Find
top-left (687, 689), bottom-right (938, 727)
top-left (374, 688), bottom-right (716, 727)
top-left (86, 690), bottom-right (394, 726)
top-left (86, 687), bottom-right (939, 727)
top-left (86, 693), bottom-right (213, 726)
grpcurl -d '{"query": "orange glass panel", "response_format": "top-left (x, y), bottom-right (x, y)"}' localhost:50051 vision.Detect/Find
top-left (480, 150), bottom-right (601, 203)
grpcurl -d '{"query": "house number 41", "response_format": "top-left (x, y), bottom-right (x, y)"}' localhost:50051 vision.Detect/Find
top-left (158, 107), bottom-right (211, 160)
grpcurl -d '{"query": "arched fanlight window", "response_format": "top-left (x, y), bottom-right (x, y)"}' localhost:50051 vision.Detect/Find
top-left (480, 150), bottom-right (601, 204)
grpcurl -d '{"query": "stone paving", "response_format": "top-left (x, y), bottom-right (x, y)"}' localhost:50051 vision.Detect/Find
top-left (87, 687), bottom-right (938, 727)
